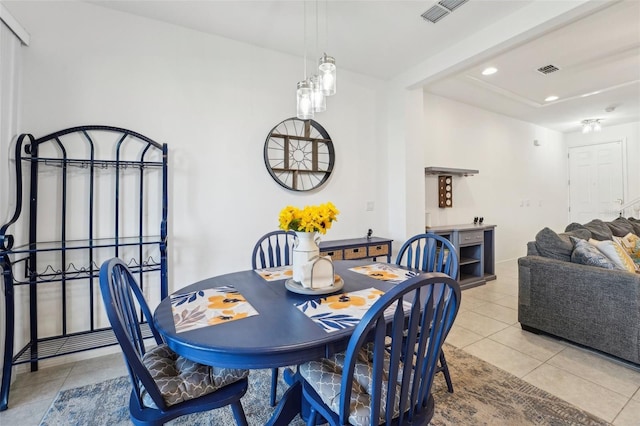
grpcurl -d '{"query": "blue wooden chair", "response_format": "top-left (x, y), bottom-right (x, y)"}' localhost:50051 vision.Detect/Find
top-left (299, 273), bottom-right (461, 426)
top-left (396, 233), bottom-right (459, 393)
top-left (251, 230), bottom-right (296, 406)
top-left (251, 230), bottom-right (296, 270)
top-left (99, 258), bottom-right (250, 426)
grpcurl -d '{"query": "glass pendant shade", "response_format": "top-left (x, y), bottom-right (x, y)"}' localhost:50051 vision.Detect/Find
top-left (297, 80), bottom-right (314, 120)
top-left (310, 74), bottom-right (326, 112)
top-left (318, 53), bottom-right (336, 96)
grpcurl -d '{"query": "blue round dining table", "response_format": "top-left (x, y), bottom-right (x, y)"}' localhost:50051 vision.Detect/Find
top-left (153, 260), bottom-right (414, 425)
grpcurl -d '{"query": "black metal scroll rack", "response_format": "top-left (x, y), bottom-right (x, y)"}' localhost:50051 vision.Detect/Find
top-left (0, 126), bottom-right (168, 410)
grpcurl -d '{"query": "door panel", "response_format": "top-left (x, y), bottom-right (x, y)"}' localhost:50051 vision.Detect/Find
top-left (569, 141), bottom-right (623, 223)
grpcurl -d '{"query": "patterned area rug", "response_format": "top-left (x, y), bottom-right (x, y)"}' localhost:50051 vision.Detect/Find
top-left (40, 345), bottom-right (610, 425)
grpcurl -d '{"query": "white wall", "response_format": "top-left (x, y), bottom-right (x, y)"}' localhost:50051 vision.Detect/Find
top-left (565, 121), bottom-right (640, 217)
top-left (0, 10), bottom-right (24, 390)
top-left (3, 1), bottom-right (390, 356)
top-left (423, 93), bottom-right (569, 261)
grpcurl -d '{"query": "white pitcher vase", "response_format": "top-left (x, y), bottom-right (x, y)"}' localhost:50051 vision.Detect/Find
top-left (292, 231), bottom-right (320, 286)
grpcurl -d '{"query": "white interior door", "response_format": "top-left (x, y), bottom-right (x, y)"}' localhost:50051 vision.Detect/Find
top-left (569, 141), bottom-right (624, 223)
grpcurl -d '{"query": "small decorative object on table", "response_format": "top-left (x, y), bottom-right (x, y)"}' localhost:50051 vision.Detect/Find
top-left (279, 202), bottom-right (340, 291)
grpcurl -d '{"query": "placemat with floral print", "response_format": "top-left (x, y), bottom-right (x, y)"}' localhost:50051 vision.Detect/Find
top-left (349, 263), bottom-right (419, 284)
top-left (255, 265), bottom-right (293, 281)
top-left (170, 285), bottom-right (258, 333)
top-left (295, 287), bottom-right (411, 333)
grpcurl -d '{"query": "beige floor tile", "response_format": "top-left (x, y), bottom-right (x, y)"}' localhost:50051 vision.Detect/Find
top-left (445, 325), bottom-right (484, 348)
top-left (613, 399), bottom-right (640, 426)
top-left (486, 280), bottom-right (518, 297)
top-left (493, 295), bottom-right (518, 310)
top-left (634, 387), bottom-right (640, 401)
top-left (68, 352), bottom-right (123, 376)
top-left (11, 364), bottom-right (74, 390)
top-left (547, 346), bottom-right (640, 398)
top-left (523, 363), bottom-right (628, 423)
top-left (0, 398), bottom-right (52, 426)
top-left (458, 294), bottom-right (487, 312)
top-left (8, 376), bottom-right (64, 406)
top-left (463, 338), bottom-right (542, 378)
top-left (488, 325), bottom-right (566, 362)
top-left (463, 286), bottom-right (508, 303)
top-left (60, 364), bottom-right (127, 390)
top-left (454, 311), bottom-right (510, 337)
top-left (470, 302), bottom-right (518, 325)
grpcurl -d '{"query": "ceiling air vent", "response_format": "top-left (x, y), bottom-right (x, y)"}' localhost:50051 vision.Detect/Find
top-left (421, 0), bottom-right (469, 24)
top-left (536, 64), bottom-right (560, 75)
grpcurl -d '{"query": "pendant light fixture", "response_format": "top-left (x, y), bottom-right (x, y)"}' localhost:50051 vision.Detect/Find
top-left (310, 74), bottom-right (326, 112)
top-left (296, 1), bottom-right (313, 119)
top-left (318, 53), bottom-right (336, 96)
top-left (297, 80), bottom-right (314, 119)
top-left (318, 0), bottom-right (336, 96)
top-left (310, 1), bottom-right (325, 113)
top-left (296, 0), bottom-right (335, 118)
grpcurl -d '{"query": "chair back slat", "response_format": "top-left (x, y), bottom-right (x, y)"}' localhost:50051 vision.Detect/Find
top-left (99, 258), bottom-right (168, 411)
top-left (396, 233), bottom-right (459, 279)
top-left (251, 230), bottom-right (296, 269)
top-left (337, 273), bottom-right (460, 425)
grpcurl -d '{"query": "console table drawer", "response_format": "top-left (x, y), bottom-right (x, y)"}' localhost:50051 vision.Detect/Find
top-left (459, 230), bottom-right (483, 245)
top-left (344, 247), bottom-right (367, 259)
top-left (368, 244), bottom-right (389, 257)
top-left (320, 250), bottom-right (343, 260)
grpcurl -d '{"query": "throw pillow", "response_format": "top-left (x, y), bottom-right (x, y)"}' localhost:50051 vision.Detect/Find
top-left (581, 219), bottom-right (614, 241)
top-left (614, 233), bottom-right (640, 264)
top-left (606, 217), bottom-right (636, 237)
top-left (570, 237), bottom-right (617, 270)
top-left (590, 238), bottom-right (637, 273)
top-left (628, 218), bottom-right (640, 236)
top-left (534, 227), bottom-right (590, 262)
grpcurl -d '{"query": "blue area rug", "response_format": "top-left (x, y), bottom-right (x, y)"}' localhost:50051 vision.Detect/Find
top-left (40, 345), bottom-right (610, 425)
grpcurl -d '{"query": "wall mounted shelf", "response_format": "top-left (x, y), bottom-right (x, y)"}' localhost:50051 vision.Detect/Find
top-left (424, 167), bottom-right (479, 176)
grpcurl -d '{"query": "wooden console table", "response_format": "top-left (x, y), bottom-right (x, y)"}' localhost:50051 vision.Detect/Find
top-left (319, 237), bottom-right (393, 262)
top-left (427, 224), bottom-right (496, 290)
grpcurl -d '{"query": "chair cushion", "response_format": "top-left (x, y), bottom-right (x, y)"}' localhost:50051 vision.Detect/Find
top-left (141, 344), bottom-right (249, 408)
top-left (299, 343), bottom-right (401, 426)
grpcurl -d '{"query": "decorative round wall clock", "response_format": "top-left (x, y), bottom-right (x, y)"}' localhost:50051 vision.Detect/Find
top-left (263, 118), bottom-right (335, 191)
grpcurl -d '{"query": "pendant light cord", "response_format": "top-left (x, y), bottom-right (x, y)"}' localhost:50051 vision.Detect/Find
top-left (303, 1), bottom-right (307, 80)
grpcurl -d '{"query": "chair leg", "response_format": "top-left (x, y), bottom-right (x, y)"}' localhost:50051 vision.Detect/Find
top-left (439, 351), bottom-right (454, 393)
top-left (231, 400), bottom-right (248, 426)
top-left (306, 407), bottom-right (317, 426)
top-left (270, 367), bottom-right (279, 407)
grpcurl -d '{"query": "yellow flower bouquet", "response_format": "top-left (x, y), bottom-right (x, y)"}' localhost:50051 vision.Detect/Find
top-left (278, 202), bottom-right (339, 235)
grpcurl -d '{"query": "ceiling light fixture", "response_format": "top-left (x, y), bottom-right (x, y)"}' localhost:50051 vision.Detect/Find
top-left (544, 95), bottom-right (559, 102)
top-left (296, 0), bottom-right (336, 119)
top-left (581, 119), bottom-right (602, 134)
top-left (481, 67), bottom-right (497, 76)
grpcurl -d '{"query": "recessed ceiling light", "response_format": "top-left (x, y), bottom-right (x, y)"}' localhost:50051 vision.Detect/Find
top-left (544, 95), bottom-right (559, 102)
top-left (481, 67), bottom-right (497, 76)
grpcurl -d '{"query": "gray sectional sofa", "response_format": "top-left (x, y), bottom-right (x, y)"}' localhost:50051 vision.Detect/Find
top-left (518, 217), bottom-right (640, 365)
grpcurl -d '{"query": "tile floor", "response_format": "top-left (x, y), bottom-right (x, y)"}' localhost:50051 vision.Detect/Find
top-left (1, 260), bottom-right (639, 425)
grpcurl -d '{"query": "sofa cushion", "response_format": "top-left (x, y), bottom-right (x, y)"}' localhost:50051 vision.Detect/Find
top-left (628, 218), bottom-right (640, 235)
top-left (570, 237), bottom-right (617, 270)
top-left (535, 227), bottom-right (591, 262)
top-left (606, 217), bottom-right (636, 237)
top-left (590, 239), bottom-right (637, 273)
top-left (566, 219), bottom-right (612, 241)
